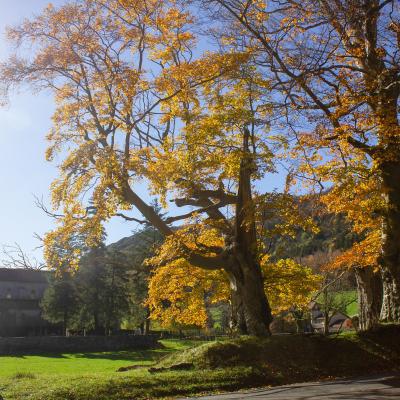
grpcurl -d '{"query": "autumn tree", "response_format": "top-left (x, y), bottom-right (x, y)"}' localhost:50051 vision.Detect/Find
top-left (262, 257), bottom-right (321, 315)
top-left (315, 270), bottom-right (357, 335)
top-left (327, 231), bottom-right (383, 330)
top-left (146, 226), bottom-right (230, 329)
top-left (202, 0), bottom-right (400, 324)
top-left (0, 0), bottom-right (313, 336)
top-left (147, 236), bottom-right (320, 330)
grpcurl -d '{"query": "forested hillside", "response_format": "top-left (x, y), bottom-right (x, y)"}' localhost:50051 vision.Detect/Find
top-left (114, 203), bottom-right (357, 267)
top-left (107, 203), bottom-right (359, 331)
top-left (269, 212), bottom-right (359, 261)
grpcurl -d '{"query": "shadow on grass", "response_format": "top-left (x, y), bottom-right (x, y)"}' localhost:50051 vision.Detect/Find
top-left (0, 338), bottom-right (201, 362)
top-left (70, 347), bottom-right (181, 362)
top-left (0, 353), bottom-right (68, 359)
top-left (0, 346), bottom-right (176, 362)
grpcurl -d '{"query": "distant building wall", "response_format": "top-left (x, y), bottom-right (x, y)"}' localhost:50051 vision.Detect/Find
top-left (0, 268), bottom-right (53, 337)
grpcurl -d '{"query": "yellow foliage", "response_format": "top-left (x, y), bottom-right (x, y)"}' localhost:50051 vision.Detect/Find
top-left (147, 259), bottom-right (229, 328)
top-left (147, 229), bottom-right (321, 328)
top-left (1, 1), bottom-right (254, 269)
top-left (261, 256), bottom-right (322, 313)
top-left (326, 231), bottom-right (380, 271)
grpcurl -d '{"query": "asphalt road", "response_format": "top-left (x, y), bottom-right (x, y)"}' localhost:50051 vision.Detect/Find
top-left (182, 374), bottom-right (400, 400)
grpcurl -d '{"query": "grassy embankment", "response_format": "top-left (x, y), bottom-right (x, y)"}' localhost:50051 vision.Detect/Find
top-left (1, 326), bottom-right (399, 400)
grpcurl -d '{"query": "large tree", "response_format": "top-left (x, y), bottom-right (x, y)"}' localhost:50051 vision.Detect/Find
top-left (203, 0), bottom-right (400, 324)
top-left (147, 251), bottom-right (320, 330)
top-left (0, 0), bottom-right (311, 336)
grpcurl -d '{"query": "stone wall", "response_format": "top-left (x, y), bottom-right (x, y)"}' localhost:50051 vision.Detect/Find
top-left (0, 335), bottom-right (160, 355)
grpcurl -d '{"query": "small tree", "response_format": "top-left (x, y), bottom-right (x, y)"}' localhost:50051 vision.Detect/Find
top-left (124, 228), bottom-right (163, 334)
top-left (41, 272), bottom-right (78, 335)
top-left (316, 271), bottom-right (357, 335)
top-left (75, 246), bottom-right (131, 335)
top-left (326, 233), bottom-right (383, 331)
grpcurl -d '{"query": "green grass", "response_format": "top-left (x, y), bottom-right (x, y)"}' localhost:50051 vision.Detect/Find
top-left (316, 290), bottom-right (359, 317)
top-left (1, 327), bottom-right (399, 400)
top-left (336, 290), bottom-right (358, 317)
top-left (0, 339), bottom-right (200, 378)
top-left (157, 325), bottom-right (400, 375)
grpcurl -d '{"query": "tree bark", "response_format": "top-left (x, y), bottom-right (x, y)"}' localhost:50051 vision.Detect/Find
top-left (228, 264), bottom-right (272, 336)
top-left (354, 266), bottom-right (382, 330)
top-left (380, 162), bottom-right (400, 322)
top-left (228, 273), bottom-right (248, 335)
top-left (229, 280), bottom-right (246, 334)
top-left (324, 311), bottom-right (330, 336)
top-left (237, 259), bottom-right (272, 336)
top-left (231, 127), bottom-right (273, 336)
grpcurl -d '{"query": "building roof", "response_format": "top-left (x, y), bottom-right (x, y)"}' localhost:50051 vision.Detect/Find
top-left (0, 268), bottom-right (49, 284)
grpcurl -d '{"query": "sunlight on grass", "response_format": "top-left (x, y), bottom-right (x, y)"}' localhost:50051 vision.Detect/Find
top-left (0, 329), bottom-right (398, 400)
top-left (0, 339), bottom-right (203, 378)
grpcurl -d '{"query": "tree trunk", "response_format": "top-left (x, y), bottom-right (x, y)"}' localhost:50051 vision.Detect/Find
top-left (381, 270), bottom-right (400, 322)
top-left (354, 266), bottom-right (382, 330)
top-left (230, 127), bottom-right (273, 337)
top-left (295, 319), bottom-right (304, 334)
top-left (63, 311), bottom-right (67, 337)
top-left (228, 273), bottom-right (248, 334)
top-left (324, 311), bottom-right (330, 335)
top-left (94, 311), bottom-right (100, 334)
top-left (291, 310), bottom-right (305, 333)
top-left (228, 265), bottom-right (272, 336)
top-left (144, 309), bottom-right (151, 335)
top-left (380, 162), bottom-right (400, 322)
top-left (239, 259), bottom-right (272, 336)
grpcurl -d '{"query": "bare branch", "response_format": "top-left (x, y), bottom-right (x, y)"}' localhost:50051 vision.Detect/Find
top-left (114, 213), bottom-right (147, 224)
top-left (1, 243), bottom-right (46, 270)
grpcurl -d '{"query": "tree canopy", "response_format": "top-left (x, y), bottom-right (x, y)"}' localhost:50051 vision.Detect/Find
top-left (1, 0), bottom-right (400, 334)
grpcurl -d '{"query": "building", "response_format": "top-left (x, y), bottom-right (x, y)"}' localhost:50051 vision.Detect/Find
top-left (0, 268), bottom-right (51, 337)
top-left (309, 301), bottom-right (353, 333)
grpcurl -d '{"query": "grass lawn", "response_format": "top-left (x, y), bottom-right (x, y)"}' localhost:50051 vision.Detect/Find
top-left (0, 339), bottom-right (197, 378)
top-left (337, 290), bottom-right (358, 317)
top-left (1, 326), bottom-right (399, 400)
top-left (316, 290), bottom-right (359, 317)
top-left (0, 338), bottom-right (253, 400)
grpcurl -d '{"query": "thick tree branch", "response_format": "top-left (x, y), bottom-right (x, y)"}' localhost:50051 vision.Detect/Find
top-left (120, 182), bottom-right (229, 270)
top-left (346, 137), bottom-right (378, 157)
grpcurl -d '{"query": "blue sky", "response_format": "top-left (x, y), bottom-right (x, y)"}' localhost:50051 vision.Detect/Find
top-left (0, 1), bottom-right (286, 264)
top-left (0, 0), bottom-right (137, 262)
